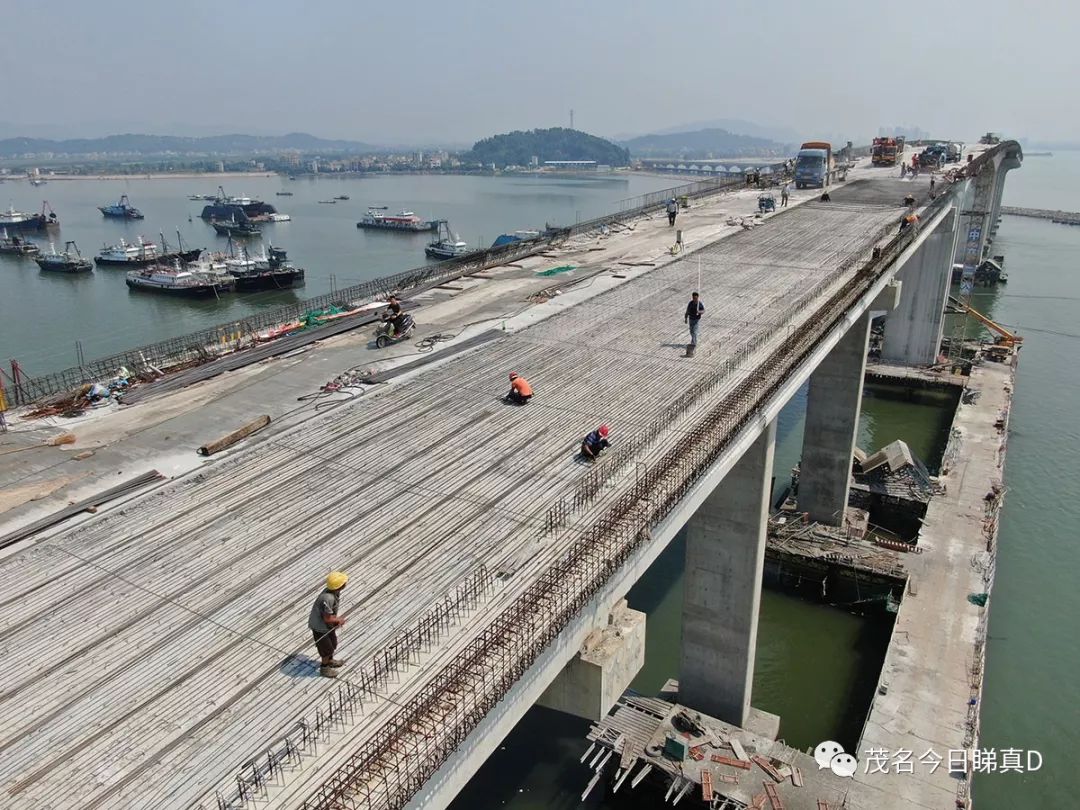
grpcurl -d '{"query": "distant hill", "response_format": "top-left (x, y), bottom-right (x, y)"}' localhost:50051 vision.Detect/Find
top-left (0, 132), bottom-right (380, 158)
top-left (467, 128), bottom-right (630, 168)
top-left (620, 128), bottom-right (790, 159)
top-left (614, 118), bottom-right (803, 146)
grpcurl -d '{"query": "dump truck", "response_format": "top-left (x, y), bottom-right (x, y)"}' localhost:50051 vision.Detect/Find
top-left (794, 141), bottom-right (835, 188)
top-left (872, 137), bottom-right (905, 167)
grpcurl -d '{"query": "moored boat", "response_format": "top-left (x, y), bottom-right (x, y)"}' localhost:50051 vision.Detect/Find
top-left (0, 229), bottom-right (40, 255)
top-left (35, 241), bottom-right (92, 273)
top-left (213, 244), bottom-right (306, 291)
top-left (199, 186), bottom-right (276, 221)
top-left (267, 213), bottom-right (291, 222)
top-left (0, 202), bottom-right (59, 232)
top-left (425, 221), bottom-right (470, 260)
top-left (275, 191), bottom-right (293, 196)
top-left (94, 235), bottom-right (203, 267)
top-left (212, 217), bottom-right (262, 238)
top-left (357, 208), bottom-right (439, 232)
top-left (98, 194), bottom-right (144, 219)
top-left (126, 261), bottom-right (235, 296)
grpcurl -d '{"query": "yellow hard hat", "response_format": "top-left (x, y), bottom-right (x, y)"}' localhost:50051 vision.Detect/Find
top-left (326, 571), bottom-right (349, 590)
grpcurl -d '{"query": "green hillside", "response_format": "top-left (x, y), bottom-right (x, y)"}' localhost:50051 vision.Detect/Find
top-left (467, 128), bottom-right (630, 168)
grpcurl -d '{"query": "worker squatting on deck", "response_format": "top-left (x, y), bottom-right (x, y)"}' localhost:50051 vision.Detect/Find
top-left (505, 372), bottom-right (533, 405)
top-left (309, 571), bottom-right (349, 678)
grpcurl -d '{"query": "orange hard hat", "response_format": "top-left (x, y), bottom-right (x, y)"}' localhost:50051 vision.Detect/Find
top-left (598, 425), bottom-right (610, 437)
top-left (509, 372), bottom-right (518, 380)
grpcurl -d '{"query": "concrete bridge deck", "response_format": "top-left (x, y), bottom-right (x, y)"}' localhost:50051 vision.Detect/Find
top-left (0, 177), bottom-right (928, 809)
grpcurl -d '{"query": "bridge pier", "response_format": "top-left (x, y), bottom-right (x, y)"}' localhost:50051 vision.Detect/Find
top-left (797, 313), bottom-right (871, 526)
top-left (881, 204), bottom-right (960, 365)
top-left (537, 601), bottom-right (645, 721)
top-left (679, 420), bottom-right (775, 728)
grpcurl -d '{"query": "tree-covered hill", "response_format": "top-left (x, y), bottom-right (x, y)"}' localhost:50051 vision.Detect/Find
top-left (467, 128), bottom-right (630, 168)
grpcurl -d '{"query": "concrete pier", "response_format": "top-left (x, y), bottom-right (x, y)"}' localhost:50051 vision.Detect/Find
top-left (537, 601), bottom-right (645, 721)
top-left (798, 316), bottom-right (870, 525)
top-left (882, 204), bottom-right (960, 365)
top-left (680, 421), bottom-right (775, 727)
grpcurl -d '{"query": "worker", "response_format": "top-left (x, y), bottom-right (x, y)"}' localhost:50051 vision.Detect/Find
top-left (899, 212), bottom-right (919, 234)
top-left (900, 162), bottom-right (908, 179)
top-left (505, 372), bottom-right (533, 405)
top-left (581, 425), bottom-right (611, 460)
top-left (666, 197), bottom-right (678, 227)
top-left (930, 175), bottom-right (936, 192)
top-left (912, 154), bottom-right (920, 169)
top-left (684, 291), bottom-right (704, 351)
top-left (382, 295), bottom-right (409, 336)
top-left (903, 193), bottom-right (916, 208)
top-left (820, 190), bottom-right (831, 202)
top-left (309, 571), bottom-right (348, 677)
top-left (780, 183), bottom-right (790, 207)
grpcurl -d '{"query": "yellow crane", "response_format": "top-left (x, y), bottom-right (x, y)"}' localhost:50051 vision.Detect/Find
top-left (948, 296), bottom-right (1023, 347)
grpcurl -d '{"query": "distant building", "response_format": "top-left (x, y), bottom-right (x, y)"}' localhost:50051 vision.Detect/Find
top-left (543, 160), bottom-right (597, 170)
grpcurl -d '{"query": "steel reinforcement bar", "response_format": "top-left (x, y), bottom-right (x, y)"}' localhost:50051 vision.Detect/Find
top-left (297, 176), bottom-right (964, 810)
top-left (12, 177), bottom-right (743, 406)
top-left (210, 567), bottom-right (494, 810)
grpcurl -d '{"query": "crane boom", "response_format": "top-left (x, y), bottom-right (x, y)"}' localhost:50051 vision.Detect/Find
top-left (948, 296), bottom-right (1022, 346)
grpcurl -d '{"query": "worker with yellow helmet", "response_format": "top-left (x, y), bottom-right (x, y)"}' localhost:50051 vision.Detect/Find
top-left (309, 571), bottom-right (349, 677)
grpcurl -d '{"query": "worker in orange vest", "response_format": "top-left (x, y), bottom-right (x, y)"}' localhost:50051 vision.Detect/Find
top-left (505, 372), bottom-right (533, 405)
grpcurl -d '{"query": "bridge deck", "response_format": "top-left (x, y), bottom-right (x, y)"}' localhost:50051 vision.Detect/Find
top-left (0, 181), bottom-right (914, 809)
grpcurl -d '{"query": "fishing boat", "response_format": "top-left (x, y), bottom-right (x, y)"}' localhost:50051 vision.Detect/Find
top-left (126, 261), bottom-right (235, 297)
top-left (211, 217), bottom-right (262, 238)
top-left (0, 230), bottom-right (40, 256)
top-left (35, 241), bottom-right (93, 273)
top-left (357, 208), bottom-right (439, 232)
top-left (98, 194), bottom-right (144, 219)
top-left (94, 234), bottom-right (202, 267)
top-left (0, 202), bottom-right (59, 232)
top-left (275, 191), bottom-right (294, 196)
top-left (199, 186), bottom-right (276, 221)
top-left (29, 178), bottom-right (46, 187)
top-left (425, 221), bottom-right (470, 260)
top-left (334, 194), bottom-right (350, 201)
top-left (216, 243), bottom-right (305, 292)
top-left (267, 213), bottom-right (291, 222)
top-left (317, 199), bottom-right (336, 204)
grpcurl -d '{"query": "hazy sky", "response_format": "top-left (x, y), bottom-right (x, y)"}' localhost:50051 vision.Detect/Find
top-left (2, 0), bottom-right (1075, 145)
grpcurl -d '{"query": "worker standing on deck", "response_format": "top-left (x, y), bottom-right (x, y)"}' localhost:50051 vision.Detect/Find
top-left (780, 183), bottom-right (790, 207)
top-left (581, 425), bottom-right (611, 459)
top-left (685, 291), bottom-right (704, 352)
top-left (505, 372), bottom-right (533, 405)
top-left (930, 175), bottom-right (936, 193)
top-left (310, 571), bottom-right (348, 677)
top-left (666, 197), bottom-right (678, 227)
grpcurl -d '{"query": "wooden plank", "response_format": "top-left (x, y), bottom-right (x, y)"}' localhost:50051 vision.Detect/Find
top-left (752, 755), bottom-right (785, 782)
top-left (701, 769), bottom-right (713, 801)
top-left (764, 780), bottom-right (785, 810)
top-left (711, 754), bottom-right (752, 770)
top-left (791, 766), bottom-right (804, 787)
top-left (730, 738), bottom-right (749, 762)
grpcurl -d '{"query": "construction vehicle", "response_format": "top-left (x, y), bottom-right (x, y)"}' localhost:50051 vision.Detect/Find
top-left (872, 136), bottom-right (905, 166)
top-left (794, 141), bottom-right (834, 188)
top-left (918, 144), bottom-right (948, 170)
top-left (946, 142), bottom-right (964, 163)
top-left (948, 296), bottom-right (1022, 347)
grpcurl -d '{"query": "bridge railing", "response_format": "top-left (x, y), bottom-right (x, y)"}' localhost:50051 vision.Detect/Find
top-left (9, 175), bottom-right (746, 407)
top-left (295, 167), bottom-right (968, 810)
